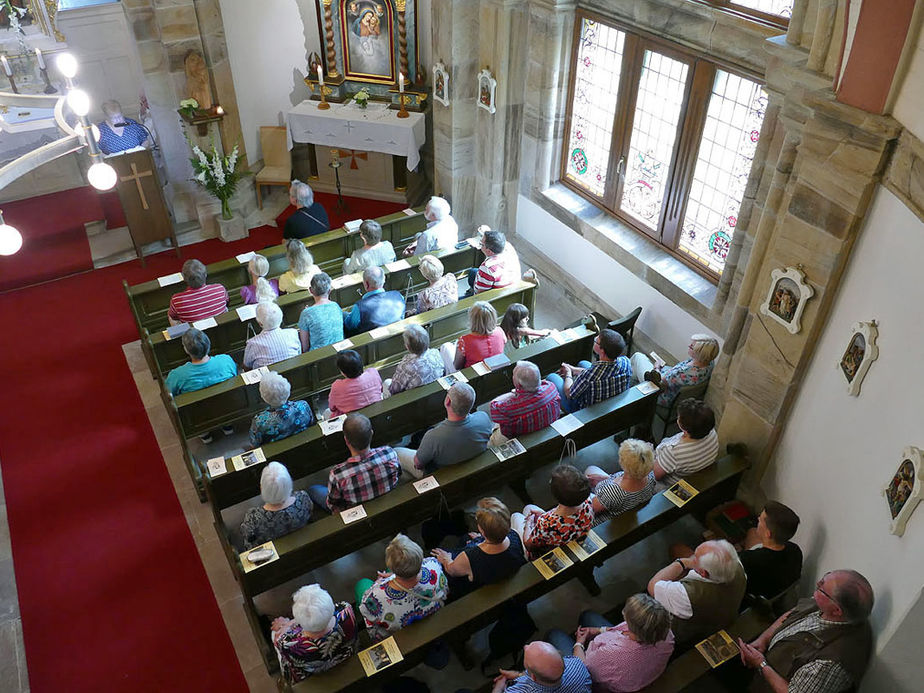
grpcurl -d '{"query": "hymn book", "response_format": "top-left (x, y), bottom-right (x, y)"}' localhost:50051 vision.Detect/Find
top-left (162, 323), bottom-right (190, 340)
top-left (241, 366), bottom-right (270, 385)
top-left (532, 547), bottom-right (574, 580)
top-left (157, 272), bottom-right (183, 287)
top-left (235, 251), bottom-right (257, 264)
top-left (331, 338), bottom-right (355, 352)
top-left (359, 636), bottom-right (404, 676)
top-left (384, 259), bottom-right (411, 272)
top-left (236, 304), bottom-right (257, 322)
top-left (695, 630), bottom-right (739, 668)
top-left (664, 479), bottom-right (699, 507)
top-left (471, 361), bottom-right (491, 376)
top-left (344, 219), bottom-right (363, 233)
top-left (567, 530), bottom-right (605, 561)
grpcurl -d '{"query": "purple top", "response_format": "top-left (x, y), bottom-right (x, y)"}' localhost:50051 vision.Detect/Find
top-left (240, 278), bottom-right (280, 305)
top-left (584, 623), bottom-right (674, 693)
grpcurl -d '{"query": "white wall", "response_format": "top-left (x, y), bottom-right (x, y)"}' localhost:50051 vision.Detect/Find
top-left (764, 186), bottom-right (924, 657)
top-left (516, 195), bottom-right (713, 358)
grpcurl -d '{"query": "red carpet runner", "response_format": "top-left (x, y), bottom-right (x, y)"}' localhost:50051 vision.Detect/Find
top-left (0, 193), bottom-right (403, 691)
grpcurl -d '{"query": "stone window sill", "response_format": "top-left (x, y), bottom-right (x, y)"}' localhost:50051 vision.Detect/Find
top-left (535, 183), bottom-right (718, 321)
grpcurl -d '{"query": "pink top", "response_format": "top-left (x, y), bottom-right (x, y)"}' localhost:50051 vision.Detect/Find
top-left (584, 623), bottom-right (674, 693)
top-left (457, 328), bottom-right (506, 368)
top-left (328, 368), bottom-right (383, 416)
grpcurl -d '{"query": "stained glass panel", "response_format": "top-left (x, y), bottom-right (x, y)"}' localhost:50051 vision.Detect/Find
top-left (564, 19), bottom-right (626, 197)
top-left (731, 0), bottom-right (794, 18)
top-left (679, 71), bottom-right (767, 275)
top-left (618, 50), bottom-right (689, 229)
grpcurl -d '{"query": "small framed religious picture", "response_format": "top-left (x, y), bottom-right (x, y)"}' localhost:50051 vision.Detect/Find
top-left (759, 266), bottom-right (814, 334)
top-left (883, 447), bottom-right (923, 537)
top-left (477, 68), bottom-right (497, 114)
top-left (837, 320), bottom-right (878, 396)
top-left (433, 61), bottom-right (450, 106)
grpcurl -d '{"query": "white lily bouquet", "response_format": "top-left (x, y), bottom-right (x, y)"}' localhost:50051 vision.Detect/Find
top-left (353, 88), bottom-right (370, 109)
top-left (189, 142), bottom-right (241, 219)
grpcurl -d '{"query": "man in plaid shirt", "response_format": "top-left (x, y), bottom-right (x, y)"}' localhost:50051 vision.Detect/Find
top-left (547, 329), bottom-right (631, 413)
top-left (307, 413), bottom-right (400, 513)
top-left (489, 360), bottom-right (560, 442)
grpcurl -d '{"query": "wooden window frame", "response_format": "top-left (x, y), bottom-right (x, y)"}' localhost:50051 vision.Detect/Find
top-left (560, 11), bottom-right (764, 282)
top-left (688, 0), bottom-right (790, 30)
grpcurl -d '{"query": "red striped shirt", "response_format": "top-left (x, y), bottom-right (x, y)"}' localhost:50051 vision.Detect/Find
top-left (473, 248), bottom-right (521, 293)
top-left (167, 283), bottom-right (229, 323)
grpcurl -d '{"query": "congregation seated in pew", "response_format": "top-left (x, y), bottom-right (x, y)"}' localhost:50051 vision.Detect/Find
top-left (240, 462), bottom-right (312, 549)
top-left (248, 371), bottom-right (315, 447)
top-left (403, 195), bottom-right (458, 257)
top-left (471, 230), bottom-right (522, 296)
top-left (343, 219), bottom-right (397, 275)
top-left (410, 253), bottom-right (459, 315)
top-left (271, 583), bottom-right (357, 684)
top-left (586, 438), bottom-right (657, 524)
top-left (308, 413), bottom-right (401, 513)
top-left (394, 381), bottom-right (493, 480)
top-left (546, 593), bottom-right (674, 693)
top-left (356, 533), bottom-right (449, 643)
top-left (283, 180), bottom-right (329, 241)
top-left (243, 302), bottom-right (301, 370)
top-left (630, 333), bottom-right (719, 409)
top-left (342, 266), bottom-right (405, 337)
top-left (445, 300), bottom-right (507, 372)
top-left (240, 254), bottom-right (279, 305)
top-left (547, 328), bottom-right (631, 413)
top-left (297, 272), bottom-right (344, 352)
top-left (384, 324), bottom-right (444, 397)
top-left (327, 349), bottom-right (383, 416)
top-left (278, 239), bottom-right (321, 295)
top-left (488, 639), bottom-right (592, 693)
top-left (488, 360), bottom-right (561, 446)
top-left (501, 302), bottom-right (551, 356)
top-left (511, 464), bottom-right (594, 560)
top-left (652, 398), bottom-right (718, 486)
top-left (167, 258), bottom-right (229, 325)
top-left (164, 328), bottom-right (237, 396)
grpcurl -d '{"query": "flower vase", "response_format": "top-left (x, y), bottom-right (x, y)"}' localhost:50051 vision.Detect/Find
top-left (220, 197), bottom-right (233, 220)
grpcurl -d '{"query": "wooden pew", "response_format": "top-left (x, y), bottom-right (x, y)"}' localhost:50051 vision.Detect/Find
top-left (145, 243), bottom-right (480, 380)
top-left (202, 323), bottom-right (595, 513)
top-left (123, 207), bottom-right (427, 336)
top-left (283, 453), bottom-right (750, 691)
top-left (170, 279), bottom-right (533, 439)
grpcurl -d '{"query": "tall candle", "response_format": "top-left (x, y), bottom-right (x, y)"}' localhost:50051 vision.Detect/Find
top-left (398, 72), bottom-right (404, 93)
top-left (317, 65), bottom-right (324, 87)
top-left (1, 56), bottom-right (11, 77)
top-left (35, 48), bottom-right (45, 70)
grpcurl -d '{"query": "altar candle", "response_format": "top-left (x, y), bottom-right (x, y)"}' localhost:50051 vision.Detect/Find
top-left (35, 48), bottom-right (45, 70)
top-left (317, 65), bottom-right (324, 87)
top-left (399, 72), bottom-right (404, 93)
top-left (215, 105), bottom-right (224, 115)
top-left (1, 56), bottom-right (11, 77)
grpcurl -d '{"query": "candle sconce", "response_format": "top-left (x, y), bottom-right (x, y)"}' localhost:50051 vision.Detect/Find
top-left (177, 104), bottom-right (225, 136)
top-left (304, 76), bottom-right (346, 105)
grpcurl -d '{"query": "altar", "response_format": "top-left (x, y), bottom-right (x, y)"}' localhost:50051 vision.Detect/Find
top-left (286, 100), bottom-right (429, 205)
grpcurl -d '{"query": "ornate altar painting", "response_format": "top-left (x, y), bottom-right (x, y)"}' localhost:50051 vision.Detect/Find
top-left (341, 1), bottom-right (394, 83)
top-left (837, 321), bottom-right (878, 396)
top-left (759, 266), bottom-right (813, 334)
top-left (477, 68), bottom-right (496, 114)
top-left (883, 447), bottom-right (923, 537)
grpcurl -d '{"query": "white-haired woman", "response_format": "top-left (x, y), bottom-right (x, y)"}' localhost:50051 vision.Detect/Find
top-left (343, 219), bottom-right (396, 274)
top-left (249, 371), bottom-right (315, 447)
top-left (411, 254), bottom-right (459, 315)
top-left (240, 254), bottom-right (280, 305)
top-left (356, 534), bottom-right (448, 642)
top-left (240, 462), bottom-right (312, 549)
top-left (384, 324), bottom-right (444, 396)
top-left (278, 239), bottom-right (321, 294)
top-left (271, 584), bottom-right (358, 683)
top-left (441, 301), bottom-right (506, 373)
top-left (630, 334), bottom-right (719, 408)
top-left (243, 302), bottom-right (301, 369)
top-left (585, 439), bottom-right (657, 523)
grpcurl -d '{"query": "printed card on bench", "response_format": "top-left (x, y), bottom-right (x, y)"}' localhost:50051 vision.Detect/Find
top-left (359, 636), bottom-right (404, 677)
top-left (231, 447), bottom-right (266, 471)
top-left (413, 476), bottom-right (440, 494)
top-left (402, 208), bottom-right (417, 216)
top-left (567, 530), bottom-right (606, 561)
top-left (331, 272), bottom-right (362, 289)
top-left (636, 381), bottom-right (660, 395)
top-left (664, 479), bottom-right (699, 508)
top-left (206, 456), bottom-right (228, 478)
top-left (235, 251), bottom-right (257, 264)
top-left (157, 272), bottom-right (183, 287)
top-left (344, 219), bottom-right (363, 233)
top-left (548, 329), bottom-right (567, 345)
top-left (384, 259), bottom-right (410, 272)
top-left (240, 541), bottom-right (279, 573)
top-left (696, 630), bottom-right (739, 668)
top-left (471, 361), bottom-right (491, 376)
top-left (551, 414), bottom-right (584, 437)
top-left (319, 414), bottom-right (347, 436)
top-left (332, 338), bottom-right (354, 352)
top-left (236, 304), bottom-right (257, 322)
top-left (369, 326), bottom-right (391, 340)
top-left (341, 504), bottom-right (367, 524)
top-left (241, 366), bottom-right (270, 385)
top-left (192, 317), bottom-right (217, 331)
top-left (490, 438), bottom-right (526, 462)
top-left (532, 547), bottom-right (574, 580)
top-left (437, 372), bottom-right (469, 390)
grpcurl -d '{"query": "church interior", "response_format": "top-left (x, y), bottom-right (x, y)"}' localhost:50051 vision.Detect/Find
top-left (0, 0), bottom-right (922, 691)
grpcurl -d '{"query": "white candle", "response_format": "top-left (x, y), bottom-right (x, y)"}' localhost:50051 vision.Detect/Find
top-left (1, 56), bottom-right (11, 77)
top-left (35, 48), bottom-right (45, 70)
top-left (317, 65), bottom-right (324, 87)
top-left (398, 72), bottom-right (404, 93)
top-left (215, 105), bottom-right (224, 115)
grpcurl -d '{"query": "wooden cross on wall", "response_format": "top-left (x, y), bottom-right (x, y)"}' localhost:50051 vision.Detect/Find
top-left (120, 162), bottom-right (153, 210)
top-left (338, 149), bottom-right (368, 170)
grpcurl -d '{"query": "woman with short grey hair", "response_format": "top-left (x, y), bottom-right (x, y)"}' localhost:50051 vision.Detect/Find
top-left (412, 254), bottom-right (459, 315)
top-left (278, 239), bottom-right (321, 294)
top-left (356, 534), bottom-right (448, 642)
top-left (343, 219), bottom-right (397, 274)
top-left (243, 302), bottom-right (301, 369)
top-left (443, 300), bottom-right (506, 372)
top-left (585, 438), bottom-right (657, 523)
top-left (384, 324), bottom-right (444, 396)
top-left (249, 371), bottom-right (315, 446)
top-left (240, 461), bottom-right (313, 549)
top-left (271, 583), bottom-right (358, 683)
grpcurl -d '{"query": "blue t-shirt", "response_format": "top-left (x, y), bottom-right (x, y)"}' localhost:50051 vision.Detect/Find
top-left (165, 354), bottom-right (238, 395)
top-left (298, 301), bottom-right (344, 350)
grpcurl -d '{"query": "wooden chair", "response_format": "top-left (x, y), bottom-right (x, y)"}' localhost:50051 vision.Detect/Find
top-left (255, 126), bottom-right (291, 209)
top-left (608, 305), bottom-right (642, 353)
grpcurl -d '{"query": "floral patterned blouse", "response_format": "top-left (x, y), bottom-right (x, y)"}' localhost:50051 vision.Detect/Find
top-left (359, 557), bottom-right (449, 642)
top-left (388, 349), bottom-right (445, 394)
top-left (524, 499), bottom-right (595, 559)
top-left (240, 490), bottom-right (313, 549)
top-left (249, 400), bottom-right (316, 447)
top-left (273, 602), bottom-right (358, 683)
top-left (657, 359), bottom-right (714, 408)
top-left (415, 273), bottom-right (459, 314)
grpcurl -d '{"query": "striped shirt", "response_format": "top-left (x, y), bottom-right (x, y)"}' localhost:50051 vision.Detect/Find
top-left (655, 429), bottom-right (719, 487)
top-left (569, 356), bottom-right (632, 411)
top-left (243, 328), bottom-right (301, 369)
top-left (505, 655), bottom-right (592, 692)
top-left (326, 446), bottom-right (401, 512)
top-left (489, 380), bottom-right (561, 437)
top-left (167, 283), bottom-right (228, 323)
top-left (473, 246), bottom-right (521, 293)
top-left (592, 472), bottom-right (656, 524)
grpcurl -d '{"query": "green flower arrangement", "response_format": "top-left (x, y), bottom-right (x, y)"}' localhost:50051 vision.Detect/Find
top-left (179, 98), bottom-right (200, 118)
top-left (353, 88), bottom-right (370, 109)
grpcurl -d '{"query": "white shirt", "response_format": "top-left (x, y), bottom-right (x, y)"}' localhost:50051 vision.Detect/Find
top-left (653, 571), bottom-right (718, 619)
top-left (415, 216), bottom-right (459, 255)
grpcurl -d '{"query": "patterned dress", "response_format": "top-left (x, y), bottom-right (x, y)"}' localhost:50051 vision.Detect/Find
top-left (273, 602), bottom-right (358, 683)
top-left (240, 490), bottom-right (313, 549)
top-left (415, 273), bottom-right (459, 314)
top-left (656, 359), bottom-right (714, 408)
top-left (523, 499), bottom-right (595, 559)
top-left (249, 400), bottom-right (316, 447)
top-left (359, 557), bottom-right (449, 642)
top-left (388, 349), bottom-right (445, 394)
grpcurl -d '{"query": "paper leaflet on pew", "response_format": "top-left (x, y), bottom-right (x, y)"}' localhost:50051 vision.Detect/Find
top-left (664, 479), bottom-right (699, 507)
top-left (206, 456), bottom-right (228, 478)
top-left (471, 361), bottom-right (490, 376)
top-left (695, 630), bottom-right (739, 668)
top-left (157, 272), bottom-right (183, 287)
top-left (369, 326), bottom-right (392, 340)
top-left (241, 366), bottom-right (270, 385)
top-left (548, 327), bottom-right (581, 346)
top-left (331, 273), bottom-right (362, 290)
top-left (567, 529), bottom-right (605, 561)
top-left (344, 219), bottom-right (363, 233)
top-left (437, 372), bottom-right (468, 390)
top-left (236, 304), bottom-right (257, 322)
top-left (240, 540), bottom-right (279, 573)
top-left (332, 338), bottom-right (355, 352)
top-left (231, 447), bottom-right (266, 471)
top-left (490, 438), bottom-right (526, 462)
top-left (235, 251), bottom-right (257, 264)
top-left (319, 414), bottom-right (347, 436)
top-left (340, 504), bottom-right (367, 524)
top-left (359, 635), bottom-right (404, 677)
top-left (192, 317), bottom-right (217, 331)
top-left (551, 414), bottom-right (583, 437)
top-left (635, 381), bottom-right (659, 395)
top-left (413, 476), bottom-right (440, 494)
top-left (384, 259), bottom-right (411, 272)
top-left (401, 208), bottom-right (417, 217)
top-left (532, 547), bottom-right (574, 580)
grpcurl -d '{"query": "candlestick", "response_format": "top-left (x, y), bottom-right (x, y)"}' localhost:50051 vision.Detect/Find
top-left (396, 91), bottom-right (409, 119)
top-left (35, 48), bottom-right (45, 69)
top-left (317, 81), bottom-right (330, 110)
top-left (1, 56), bottom-right (11, 77)
top-left (398, 72), bottom-right (404, 93)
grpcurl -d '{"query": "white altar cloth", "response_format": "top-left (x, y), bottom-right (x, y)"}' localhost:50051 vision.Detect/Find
top-left (286, 101), bottom-right (426, 171)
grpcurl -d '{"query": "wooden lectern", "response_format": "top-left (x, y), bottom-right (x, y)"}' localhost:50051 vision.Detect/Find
top-left (107, 148), bottom-right (178, 266)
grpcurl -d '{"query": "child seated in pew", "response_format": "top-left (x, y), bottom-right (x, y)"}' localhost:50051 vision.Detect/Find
top-left (500, 302), bottom-right (551, 356)
top-left (240, 462), bottom-right (312, 549)
top-left (249, 371), bottom-right (315, 447)
top-left (584, 439), bottom-right (657, 526)
top-left (511, 465), bottom-right (594, 560)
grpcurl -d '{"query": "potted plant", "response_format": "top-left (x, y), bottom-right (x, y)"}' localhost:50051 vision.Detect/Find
top-left (179, 98), bottom-right (200, 119)
top-left (353, 88), bottom-right (370, 109)
top-left (189, 142), bottom-right (240, 219)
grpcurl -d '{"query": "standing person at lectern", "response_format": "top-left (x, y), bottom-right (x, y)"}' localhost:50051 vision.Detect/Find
top-left (96, 100), bottom-right (151, 155)
top-left (284, 180), bottom-right (330, 240)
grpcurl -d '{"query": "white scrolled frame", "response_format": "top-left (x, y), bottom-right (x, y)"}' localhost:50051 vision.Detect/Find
top-left (759, 266), bottom-right (814, 334)
top-left (432, 60), bottom-right (449, 106)
top-left (837, 320), bottom-right (878, 396)
top-left (883, 446), bottom-right (923, 537)
top-left (477, 67), bottom-right (496, 114)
